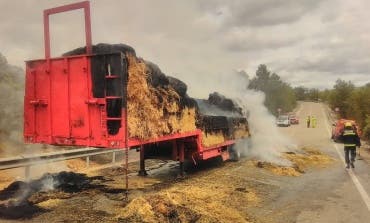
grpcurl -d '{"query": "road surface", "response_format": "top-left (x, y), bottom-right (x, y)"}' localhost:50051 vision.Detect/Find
top-left (275, 101), bottom-right (370, 223)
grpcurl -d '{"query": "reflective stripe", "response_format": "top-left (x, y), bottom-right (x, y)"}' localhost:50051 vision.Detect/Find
top-left (343, 132), bottom-right (355, 136)
top-left (343, 130), bottom-right (356, 136)
top-left (344, 144), bottom-right (357, 146)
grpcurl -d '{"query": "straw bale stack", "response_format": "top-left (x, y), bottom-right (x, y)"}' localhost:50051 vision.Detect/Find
top-left (64, 43), bottom-right (249, 145)
top-left (126, 55), bottom-right (249, 143)
top-left (126, 54), bottom-right (196, 139)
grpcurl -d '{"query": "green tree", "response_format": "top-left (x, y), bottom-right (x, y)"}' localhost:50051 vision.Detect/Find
top-left (329, 79), bottom-right (355, 117)
top-left (324, 80), bottom-right (370, 140)
top-left (362, 115), bottom-right (370, 140)
top-left (347, 84), bottom-right (370, 128)
top-left (318, 89), bottom-right (331, 102)
top-left (249, 64), bottom-right (296, 116)
top-left (307, 88), bottom-right (319, 101)
top-left (294, 86), bottom-right (307, 100)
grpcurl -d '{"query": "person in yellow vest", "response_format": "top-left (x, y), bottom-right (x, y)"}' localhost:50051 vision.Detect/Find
top-left (311, 116), bottom-right (317, 128)
top-left (306, 116), bottom-right (310, 128)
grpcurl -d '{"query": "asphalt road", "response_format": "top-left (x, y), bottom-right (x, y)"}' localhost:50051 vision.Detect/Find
top-left (277, 102), bottom-right (370, 223)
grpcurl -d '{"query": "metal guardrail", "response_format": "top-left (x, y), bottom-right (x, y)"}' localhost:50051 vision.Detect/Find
top-left (0, 148), bottom-right (126, 178)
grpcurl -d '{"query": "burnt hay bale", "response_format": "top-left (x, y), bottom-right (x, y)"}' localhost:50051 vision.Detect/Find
top-left (0, 181), bottom-right (28, 200)
top-left (168, 76), bottom-right (187, 97)
top-left (63, 43), bottom-right (136, 56)
top-left (0, 201), bottom-right (45, 220)
top-left (181, 95), bottom-right (198, 108)
top-left (197, 115), bottom-right (229, 135)
top-left (144, 60), bottom-right (169, 87)
top-left (208, 92), bottom-right (242, 115)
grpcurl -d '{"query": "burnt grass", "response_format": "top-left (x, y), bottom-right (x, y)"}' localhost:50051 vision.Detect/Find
top-left (0, 171), bottom-right (108, 219)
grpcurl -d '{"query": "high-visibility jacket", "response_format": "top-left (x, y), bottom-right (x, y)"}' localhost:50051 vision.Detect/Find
top-left (311, 117), bottom-right (317, 128)
top-left (340, 129), bottom-right (361, 148)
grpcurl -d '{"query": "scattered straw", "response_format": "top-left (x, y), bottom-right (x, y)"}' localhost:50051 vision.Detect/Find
top-left (255, 148), bottom-right (335, 177)
top-left (255, 161), bottom-right (302, 176)
top-left (37, 199), bottom-right (63, 209)
top-left (284, 148), bottom-right (335, 169)
top-left (117, 197), bottom-right (156, 222)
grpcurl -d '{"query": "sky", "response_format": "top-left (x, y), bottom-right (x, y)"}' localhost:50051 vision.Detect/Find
top-left (1, 0), bottom-right (369, 97)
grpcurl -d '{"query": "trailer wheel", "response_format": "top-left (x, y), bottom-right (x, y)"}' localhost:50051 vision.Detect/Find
top-left (229, 145), bottom-right (241, 161)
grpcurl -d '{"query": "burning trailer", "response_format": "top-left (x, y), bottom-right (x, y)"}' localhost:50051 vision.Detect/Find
top-left (23, 1), bottom-right (250, 178)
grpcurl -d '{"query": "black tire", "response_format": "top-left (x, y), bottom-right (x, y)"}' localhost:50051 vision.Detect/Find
top-left (229, 145), bottom-right (240, 161)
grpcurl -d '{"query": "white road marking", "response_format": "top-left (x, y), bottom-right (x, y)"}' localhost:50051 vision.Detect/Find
top-left (321, 104), bottom-right (370, 211)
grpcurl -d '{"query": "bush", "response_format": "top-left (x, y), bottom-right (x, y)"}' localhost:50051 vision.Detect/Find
top-left (362, 116), bottom-right (370, 140)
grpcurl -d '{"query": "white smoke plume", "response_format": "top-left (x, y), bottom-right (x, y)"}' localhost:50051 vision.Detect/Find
top-left (183, 70), bottom-right (295, 165)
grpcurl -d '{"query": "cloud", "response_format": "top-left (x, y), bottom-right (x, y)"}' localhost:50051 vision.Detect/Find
top-left (0, 0), bottom-right (369, 92)
top-left (222, 26), bottom-right (303, 51)
top-left (197, 0), bottom-right (323, 28)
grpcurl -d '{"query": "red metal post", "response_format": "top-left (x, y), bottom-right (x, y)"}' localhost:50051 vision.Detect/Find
top-left (43, 1), bottom-right (92, 59)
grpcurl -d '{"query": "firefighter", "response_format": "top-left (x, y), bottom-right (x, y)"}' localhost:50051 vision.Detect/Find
top-left (339, 122), bottom-right (361, 169)
top-left (306, 116), bottom-right (310, 128)
top-left (311, 116), bottom-right (317, 128)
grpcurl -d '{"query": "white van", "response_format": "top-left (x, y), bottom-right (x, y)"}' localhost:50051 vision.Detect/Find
top-left (276, 115), bottom-right (290, 127)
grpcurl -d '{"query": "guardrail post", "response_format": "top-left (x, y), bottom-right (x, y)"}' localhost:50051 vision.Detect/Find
top-left (25, 165), bottom-right (30, 180)
top-left (86, 156), bottom-right (90, 168)
top-left (112, 151), bottom-right (116, 163)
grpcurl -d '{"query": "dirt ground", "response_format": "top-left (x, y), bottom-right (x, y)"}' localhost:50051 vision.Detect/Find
top-left (0, 146), bottom-right (336, 223)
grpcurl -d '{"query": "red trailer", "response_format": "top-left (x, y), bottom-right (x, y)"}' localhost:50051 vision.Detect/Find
top-left (24, 1), bottom-right (239, 176)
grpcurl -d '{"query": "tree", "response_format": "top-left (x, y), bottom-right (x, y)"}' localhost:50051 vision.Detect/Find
top-left (318, 89), bottom-right (331, 102)
top-left (347, 85), bottom-right (370, 127)
top-left (294, 86), bottom-right (307, 101)
top-left (329, 79), bottom-right (355, 117)
top-left (323, 80), bottom-right (370, 140)
top-left (307, 88), bottom-right (319, 101)
top-left (249, 64), bottom-right (296, 116)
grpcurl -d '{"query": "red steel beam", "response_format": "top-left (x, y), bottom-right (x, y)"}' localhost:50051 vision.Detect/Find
top-left (43, 1), bottom-right (92, 59)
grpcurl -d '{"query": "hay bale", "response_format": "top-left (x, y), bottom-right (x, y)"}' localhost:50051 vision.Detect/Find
top-left (127, 55), bottom-right (196, 139)
top-left (64, 43), bottom-right (249, 143)
top-left (208, 92), bottom-right (242, 115)
top-left (63, 43), bottom-right (136, 56)
top-left (126, 55), bottom-right (248, 141)
top-left (168, 76), bottom-right (187, 97)
top-left (144, 61), bottom-right (169, 87)
top-left (201, 131), bottom-right (226, 147)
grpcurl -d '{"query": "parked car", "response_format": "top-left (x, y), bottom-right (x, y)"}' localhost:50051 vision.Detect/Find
top-left (331, 119), bottom-right (361, 142)
top-left (276, 115), bottom-right (290, 127)
top-left (289, 114), bottom-right (299, 124)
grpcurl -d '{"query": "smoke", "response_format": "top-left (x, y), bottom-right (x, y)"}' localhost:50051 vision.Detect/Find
top-left (0, 53), bottom-right (70, 181)
top-left (1, 171), bottom-right (92, 209)
top-left (0, 53), bottom-right (25, 156)
top-left (183, 70), bottom-right (295, 165)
